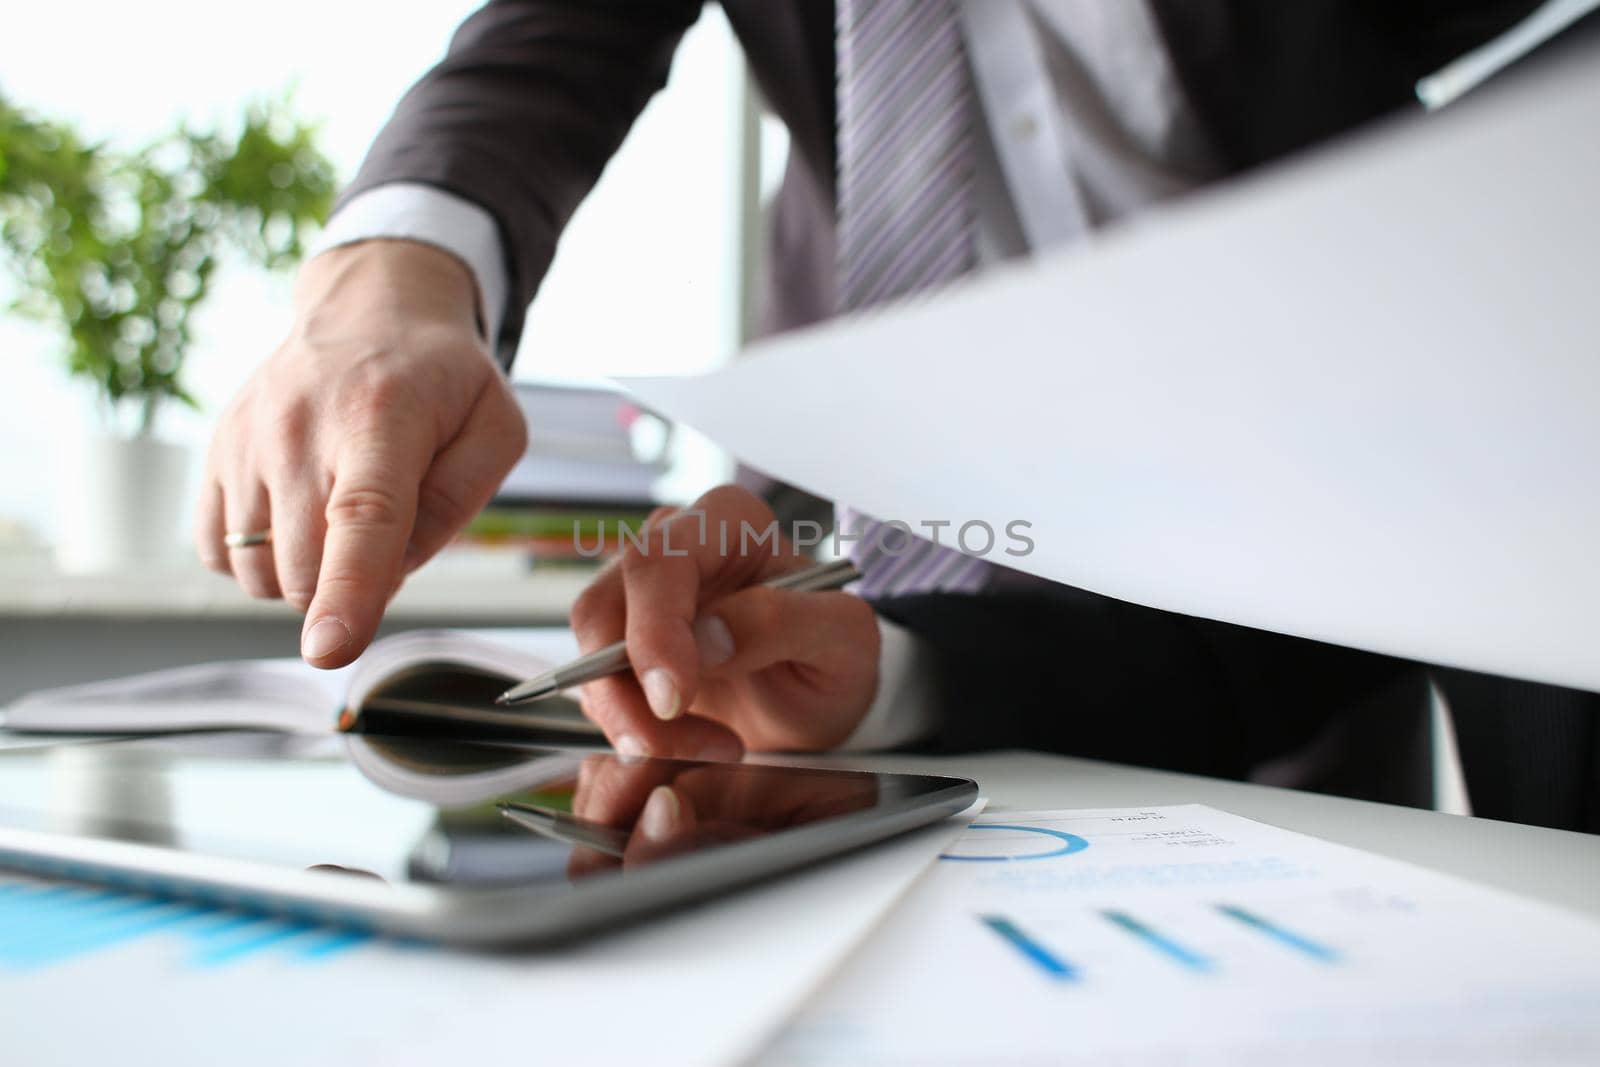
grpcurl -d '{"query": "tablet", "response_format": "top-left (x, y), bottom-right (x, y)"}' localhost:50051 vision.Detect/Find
top-left (0, 733), bottom-right (976, 946)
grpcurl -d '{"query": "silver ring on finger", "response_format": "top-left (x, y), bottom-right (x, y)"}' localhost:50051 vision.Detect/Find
top-left (224, 528), bottom-right (274, 549)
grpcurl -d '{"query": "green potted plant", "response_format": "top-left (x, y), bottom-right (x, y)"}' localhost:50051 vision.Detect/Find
top-left (0, 91), bottom-right (333, 571)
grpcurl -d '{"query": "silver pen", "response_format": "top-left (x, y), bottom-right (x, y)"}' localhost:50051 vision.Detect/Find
top-left (498, 801), bottom-right (630, 857)
top-left (495, 557), bottom-right (861, 706)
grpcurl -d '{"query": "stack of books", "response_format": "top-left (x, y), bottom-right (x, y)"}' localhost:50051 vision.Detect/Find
top-left (462, 383), bottom-right (666, 561)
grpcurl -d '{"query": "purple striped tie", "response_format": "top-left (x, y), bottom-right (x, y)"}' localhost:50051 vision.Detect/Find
top-left (836, 0), bottom-right (989, 597)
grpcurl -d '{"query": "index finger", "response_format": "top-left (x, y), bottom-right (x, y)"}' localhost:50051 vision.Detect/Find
top-left (300, 437), bottom-right (426, 668)
top-left (568, 556), bottom-right (745, 760)
top-left (621, 488), bottom-right (805, 721)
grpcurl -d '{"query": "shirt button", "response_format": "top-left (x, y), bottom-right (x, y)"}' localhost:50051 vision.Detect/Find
top-left (1012, 113), bottom-right (1039, 141)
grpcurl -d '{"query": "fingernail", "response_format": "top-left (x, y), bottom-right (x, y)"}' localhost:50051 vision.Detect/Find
top-left (641, 668), bottom-right (680, 720)
top-left (639, 786), bottom-right (680, 843)
top-left (694, 615), bottom-right (735, 668)
top-left (614, 734), bottom-right (646, 760)
top-left (302, 617), bottom-right (351, 661)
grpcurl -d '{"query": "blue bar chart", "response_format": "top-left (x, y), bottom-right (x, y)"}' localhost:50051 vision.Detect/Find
top-left (980, 915), bottom-right (1079, 982)
top-left (978, 902), bottom-right (1341, 984)
top-left (1101, 909), bottom-right (1215, 973)
top-left (0, 879), bottom-right (371, 972)
top-left (1215, 902), bottom-right (1341, 963)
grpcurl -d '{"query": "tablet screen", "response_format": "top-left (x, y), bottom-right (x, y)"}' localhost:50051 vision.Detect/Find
top-left (0, 733), bottom-right (943, 892)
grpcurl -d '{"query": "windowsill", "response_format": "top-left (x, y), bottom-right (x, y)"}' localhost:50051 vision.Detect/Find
top-left (0, 548), bottom-right (595, 623)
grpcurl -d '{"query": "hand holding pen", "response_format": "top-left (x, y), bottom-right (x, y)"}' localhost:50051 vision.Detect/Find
top-left (536, 486), bottom-right (883, 762)
top-left (497, 556), bottom-right (860, 705)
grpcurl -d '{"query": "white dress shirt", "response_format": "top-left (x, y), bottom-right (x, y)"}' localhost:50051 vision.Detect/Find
top-left (313, 0), bottom-right (1221, 750)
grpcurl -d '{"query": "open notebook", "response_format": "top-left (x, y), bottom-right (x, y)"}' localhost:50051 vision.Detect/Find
top-left (1, 629), bottom-right (603, 741)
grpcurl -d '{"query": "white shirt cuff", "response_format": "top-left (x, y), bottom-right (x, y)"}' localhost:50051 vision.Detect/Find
top-left (838, 616), bottom-right (939, 751)
top-left (311, 182), bottom-right (509, 344)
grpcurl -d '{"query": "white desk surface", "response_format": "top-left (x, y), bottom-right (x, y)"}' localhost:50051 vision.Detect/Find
top-left (779, 749), bottom-right (1600, 921)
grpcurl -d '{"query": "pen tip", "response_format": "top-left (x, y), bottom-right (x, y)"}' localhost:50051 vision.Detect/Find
top-left (496, 681), bottom-right (557, 706)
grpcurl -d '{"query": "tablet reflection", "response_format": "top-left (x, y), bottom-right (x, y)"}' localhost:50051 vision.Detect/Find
top-left (562, 754), bottom-right (880, 881)
top-left (339, 738), bottom-right (880, 888)
top-left (45, 743), bottom-right (175, 846)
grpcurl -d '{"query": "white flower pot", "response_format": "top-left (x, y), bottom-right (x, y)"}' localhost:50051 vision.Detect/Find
top-left (55, 434), bottom-right (192, 574)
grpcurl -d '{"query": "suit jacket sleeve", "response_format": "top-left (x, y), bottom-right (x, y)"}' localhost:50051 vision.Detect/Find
top-left (874, 585), bottom-right (1410, 781)
top-left (339, 0), bottom-right (704, 366)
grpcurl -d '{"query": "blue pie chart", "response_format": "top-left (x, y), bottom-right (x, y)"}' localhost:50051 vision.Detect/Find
top-left (940, 824), bottom-right (1090, 862)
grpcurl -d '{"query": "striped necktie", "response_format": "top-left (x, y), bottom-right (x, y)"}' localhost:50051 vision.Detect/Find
top-left (835, 0), bottom-right (989, 597)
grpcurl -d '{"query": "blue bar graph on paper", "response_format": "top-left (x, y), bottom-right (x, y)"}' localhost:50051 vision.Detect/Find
top-left (1101, 910), bottom-right (1215, 973)
top-left (980, 915), bottom-right (1079, 982)
top-left (191, 920), bottom-right (316, 967)
top-left (1215, 903), bottom-right (1340, 963)
top-left (0, 879), bottom-right (373, 972)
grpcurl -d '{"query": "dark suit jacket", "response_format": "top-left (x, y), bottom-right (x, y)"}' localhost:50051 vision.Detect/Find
top-left (874, 588), bottom-right (1600, 833)
top-left (344, 0), bottom-right (1599, 831)
top-left (344, 0), bottom-right (1546, 358)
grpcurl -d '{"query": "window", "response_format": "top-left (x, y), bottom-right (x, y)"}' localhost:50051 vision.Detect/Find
top-left (0, 1), bottom-right (742, 546)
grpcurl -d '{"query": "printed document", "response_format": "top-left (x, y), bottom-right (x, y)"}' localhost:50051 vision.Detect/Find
top-left (768, 806), bottom-right (1600, 1065)
top-left (625, 50), bottom-right (1600, 693)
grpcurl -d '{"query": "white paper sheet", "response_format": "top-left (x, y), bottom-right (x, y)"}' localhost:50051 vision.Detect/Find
top-left (623, 49), bottom-right (1600, 693)
top-left (0, 812), bottom-right (971, 1067)
top-left (764, 805), bottom-right (1600, 1066)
